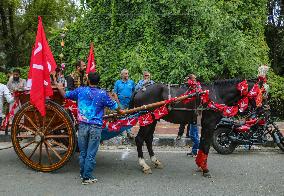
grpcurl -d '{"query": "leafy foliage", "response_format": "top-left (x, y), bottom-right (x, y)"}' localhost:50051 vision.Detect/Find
top-left (50, 0), bottom-right (269, 89)
top-left (267, 71), bottom-right (284, 118)
top-left (0, 0), bottom-right (78, 70)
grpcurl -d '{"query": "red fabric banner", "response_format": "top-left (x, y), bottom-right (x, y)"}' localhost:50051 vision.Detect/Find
top-left (86, 43), bottom-right (96, 74)
top-left (138, 113), bottom-right (153, 126)
top-left (120, 118), bottom-right (138, 126)
top-left (153, 105), bottom-right (169, 119)
top-left (29, 16), bottom-right (56, 116)
top-left (248, 83), bottom-right (260, 98)
top-left (238, 97), bottom-right (249, 113)
top-left (223, 106), bottom-right (239, 117)
top-left (108, 121), bottom-right (122, 131)
top-left (237, 80), bottom-right (248, 96)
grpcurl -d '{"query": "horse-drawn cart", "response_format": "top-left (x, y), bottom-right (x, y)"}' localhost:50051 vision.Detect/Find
top-left (11, 89), bottom-right (76, 172)
top-left (9, 87), bottom-right (199, 172)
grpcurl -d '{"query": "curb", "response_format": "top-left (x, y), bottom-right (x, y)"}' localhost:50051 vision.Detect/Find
top-left (0, 134), bottom-right (277, 148)
top-left (0, 135), bottom-right (11, 142)
top-left (101, 135), bottom-right (277, 148)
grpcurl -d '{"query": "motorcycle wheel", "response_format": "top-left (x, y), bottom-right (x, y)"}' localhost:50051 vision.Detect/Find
top-left (272, 130), bottom-right (284, 152)
top-left (212, 127), bottom-right (237, 155)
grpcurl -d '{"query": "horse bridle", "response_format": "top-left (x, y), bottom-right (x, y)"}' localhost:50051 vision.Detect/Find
top-left (167, 84), bottom-right (203, 113)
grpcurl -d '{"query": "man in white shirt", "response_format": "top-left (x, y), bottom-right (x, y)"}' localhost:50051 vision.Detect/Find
top-left (0, 83), bottom-right (14, 125)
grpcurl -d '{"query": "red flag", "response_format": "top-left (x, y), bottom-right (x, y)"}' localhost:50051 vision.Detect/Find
top-left (86, 43), bottom-right (96, 74)
top-left (29, 16), bottom-right (57, 116)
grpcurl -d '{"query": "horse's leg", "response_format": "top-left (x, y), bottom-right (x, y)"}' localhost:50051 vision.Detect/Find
top-left (135, 125), bottom-right (152, 174)
top-left (144, 121), bottom-right (163, 169)
top-left (196, 110), bottom-right (221, 178)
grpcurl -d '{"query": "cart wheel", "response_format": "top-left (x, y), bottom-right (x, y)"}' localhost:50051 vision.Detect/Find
top-left (11, 100), bottom-right (76, 172)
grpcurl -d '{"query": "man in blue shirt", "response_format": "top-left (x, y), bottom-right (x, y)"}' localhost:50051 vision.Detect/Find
top-left (113, 69), bottom-right (135, 138)
top-left (56, 72), bottom-right (124, 185)
top-left (135, 71), bottom-right (154, 91)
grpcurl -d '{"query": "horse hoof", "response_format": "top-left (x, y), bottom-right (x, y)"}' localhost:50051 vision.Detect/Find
top-left (196, 167), bottom-right (203, 172)
top-left (202, 172), bottom-right (211, 178)
top-left (143, 168), bottom-right (152, 174)
top-left (154, 163), bottom-right (163, 169)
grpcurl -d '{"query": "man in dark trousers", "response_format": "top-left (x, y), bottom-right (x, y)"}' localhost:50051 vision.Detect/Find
top-left (176, 74), bottom-right (200, 157)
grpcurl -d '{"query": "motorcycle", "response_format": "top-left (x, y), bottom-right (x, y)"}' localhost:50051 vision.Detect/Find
top-left (212, 107), bottom-right (284, 154)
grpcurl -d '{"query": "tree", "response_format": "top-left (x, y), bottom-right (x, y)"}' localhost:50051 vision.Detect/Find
top-left (50, 0), bottom-right (269, 88)
top-left (0, 0), bottom-right (78, 71)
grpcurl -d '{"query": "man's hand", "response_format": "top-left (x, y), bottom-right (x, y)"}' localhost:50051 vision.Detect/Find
top-left (55, 82), bottom-right (66, 97)
top-left (117, 109), bottom-right (126, 115)
top-left (56, 82), bottom-right (64, 89)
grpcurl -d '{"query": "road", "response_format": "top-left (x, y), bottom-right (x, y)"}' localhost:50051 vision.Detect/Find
top-left (0, 144), bottom-right (283, 196)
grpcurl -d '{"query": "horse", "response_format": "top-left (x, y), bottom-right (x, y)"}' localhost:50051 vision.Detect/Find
top-left (130, 79), bottom-right (257, 176)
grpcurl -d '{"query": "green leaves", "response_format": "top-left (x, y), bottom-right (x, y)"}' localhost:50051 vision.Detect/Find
top-left (49, 0), bottom-right (270, 83)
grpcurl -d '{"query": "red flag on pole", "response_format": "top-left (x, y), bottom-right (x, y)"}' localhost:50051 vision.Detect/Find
top-left (86, 43), bottom-right (96, 74)
top-left (28, 16), bottom-right (57, 116)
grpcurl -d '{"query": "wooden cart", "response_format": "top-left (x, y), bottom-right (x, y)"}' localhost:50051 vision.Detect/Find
top-left (11, 89), bottom-right (76, 172)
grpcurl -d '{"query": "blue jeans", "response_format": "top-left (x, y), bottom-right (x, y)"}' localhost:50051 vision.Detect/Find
top-left (119, 103), bottom-right (132, 134)
top-left (78, 123), bottom-right (102, 179)
top-left (189, 122), bottom-right (199, 155)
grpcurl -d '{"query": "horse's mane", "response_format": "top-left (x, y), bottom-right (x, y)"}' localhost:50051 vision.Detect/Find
top-left (203, 78), bottom-right (258, 87)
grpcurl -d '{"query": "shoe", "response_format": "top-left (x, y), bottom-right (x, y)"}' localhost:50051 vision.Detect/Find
top-left (176, 136), bottom-right (182, 140)
top-left (186, 152), bottom-right (197, 157)
top-left (127, 132), bottom-right (135, 139)
top-left (82, 178), bottom-right (98, 185)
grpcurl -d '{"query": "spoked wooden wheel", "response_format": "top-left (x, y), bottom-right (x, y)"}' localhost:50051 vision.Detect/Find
top-left (11, 100), bottom-right (76, 172)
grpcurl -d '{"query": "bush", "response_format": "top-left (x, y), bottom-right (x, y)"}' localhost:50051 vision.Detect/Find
top-left (267, 71), bottom-right (284, 120)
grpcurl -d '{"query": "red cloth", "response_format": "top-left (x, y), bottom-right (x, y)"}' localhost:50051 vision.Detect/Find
top-left (248, 83), bottom-right (260, 98)
top-left (223, 106), bottom-right (238, 117)
top-left (64, 99), bottom-right (78, 119)
top-left (29, 16), bottom-right (56, 116)
top-left (200, 90), bottom-right (210, 104)
top-left (195, 150), bottom-right (208, 171)
top-left (138, 113), bottom-right (153, 126)
top-left (153, 105), bottom-right (169, 119)
top-left (108, 120), bottom-right (122, 131)
top-left (237, 80), bottom-right (248, 96)
top-left (238, 97), bottom-right (248, 113)
top-left (102, 120), bottom-right (107, 129)
top-left (1, 98), bottom-right (19, 129)
top-left (86, 43), bottom-right (96, 74)
top-left (120, 118), bottom-right (138, 126)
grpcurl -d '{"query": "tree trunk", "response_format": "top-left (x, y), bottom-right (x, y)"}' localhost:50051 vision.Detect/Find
top-left (0, 0), bottom-right (10, 67)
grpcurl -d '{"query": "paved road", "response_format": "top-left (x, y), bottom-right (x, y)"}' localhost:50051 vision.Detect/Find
top-left (0, 144), bottom-right (283, 196)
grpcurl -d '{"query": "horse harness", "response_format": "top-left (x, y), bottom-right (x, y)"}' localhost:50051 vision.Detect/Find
top-left (166, 84), bottom-right (206, 112)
